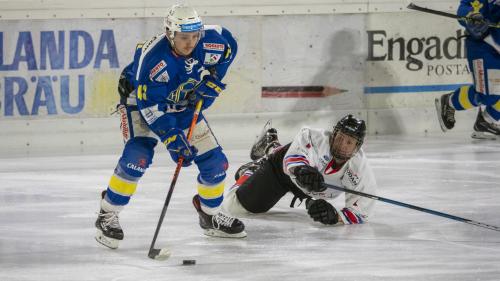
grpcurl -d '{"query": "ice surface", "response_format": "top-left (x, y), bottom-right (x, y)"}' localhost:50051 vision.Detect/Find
top-left (1, 133), bottom-right (500, 281)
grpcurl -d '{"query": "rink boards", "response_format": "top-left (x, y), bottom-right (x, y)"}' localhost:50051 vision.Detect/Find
top-left (0, 9), bottom-right (478, 155)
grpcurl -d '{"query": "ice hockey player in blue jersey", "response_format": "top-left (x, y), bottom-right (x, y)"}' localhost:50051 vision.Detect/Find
top-left (95, 4), bottom-right (246, 250)
top-left (436, 0), bottom-right (500, 139)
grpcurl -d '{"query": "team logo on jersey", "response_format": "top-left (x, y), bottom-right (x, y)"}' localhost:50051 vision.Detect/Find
top-left (203, 42), bottom-right (225, 51)
top-left (149, 60), bottom-right (167, 80)
top-left (185, 58), bottom-right (199, 74)
top-left (204, 53), bottom-right (221, 65)
top-left (155, 71), bottom-right (170, 83)
top-left (167, 79), bottom-right (197, 103)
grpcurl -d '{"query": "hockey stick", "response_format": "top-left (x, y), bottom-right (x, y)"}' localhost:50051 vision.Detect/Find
top-left (148, 99), bottom-right (204, 260)
top-left (322, 183), bottom-right (500, 232)
top-left (407, 3), bottom-right (500, 28)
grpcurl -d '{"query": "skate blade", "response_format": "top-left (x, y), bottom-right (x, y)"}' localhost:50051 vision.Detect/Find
top-left (434, 98), bottom-right (448, 132)
top-left (95, 230), bottom-right (120, 249)
top-left (203, 229), bottom-right (247, 238)
top-left (471, 131), bottom-right (498, 140)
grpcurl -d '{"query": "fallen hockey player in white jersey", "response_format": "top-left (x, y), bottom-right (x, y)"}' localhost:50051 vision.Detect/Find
top-left (223, 114), bottom-right (377, 225)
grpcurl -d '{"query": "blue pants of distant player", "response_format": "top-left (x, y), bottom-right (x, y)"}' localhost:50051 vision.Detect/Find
top-left (449, 38), bottom-right (500, 121)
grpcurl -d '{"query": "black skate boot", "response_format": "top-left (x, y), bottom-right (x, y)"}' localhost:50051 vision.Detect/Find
top-left (435, 93), bottom-right (456, 132)
top-left (471, 109), bottom-right (500, 140)
top-left (95, 191), bottom-right (124, 249)
top-left (250, 120), bottom-right (280, 160)
top-left (192, 195), bottom-right (247, 238)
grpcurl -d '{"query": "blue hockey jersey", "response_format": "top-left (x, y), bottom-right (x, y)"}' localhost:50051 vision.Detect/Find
top-left (123, 25), bottom-right (237, 140)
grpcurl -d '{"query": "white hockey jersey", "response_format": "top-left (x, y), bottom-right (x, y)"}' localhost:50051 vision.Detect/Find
top-left (283, 127), bottom-right (377, 224)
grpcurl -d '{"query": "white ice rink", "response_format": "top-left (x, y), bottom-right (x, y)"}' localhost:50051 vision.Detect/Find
top-left (1, 132), bottom-right (500, 281)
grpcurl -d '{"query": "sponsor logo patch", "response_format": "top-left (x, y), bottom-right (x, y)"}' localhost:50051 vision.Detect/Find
top-left (204, 53), bottom-right (221, 65)
top-left (473, 59), bottom-right (485, 94)
top-left (203, 42), bottom-right (225, 51)
top-left (155, 71), bottom-right (170, 83)
top-left (127, 162), bottom-right (146, 173)
top-left (346, 168), bottom-right (360, 186)
top-left (150, 60), bottom-right (167, 80)
top-left (118, 105), bottom-right (130, 142)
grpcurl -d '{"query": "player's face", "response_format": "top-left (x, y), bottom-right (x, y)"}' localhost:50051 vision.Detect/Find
top-left (331, 131), bottom-right (359, 161)
top-left (173, 31), bottom-right (201, 56)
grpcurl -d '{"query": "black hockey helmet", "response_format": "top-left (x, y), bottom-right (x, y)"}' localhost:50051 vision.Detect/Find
top-left (330, 114), bottom-right (366, 161)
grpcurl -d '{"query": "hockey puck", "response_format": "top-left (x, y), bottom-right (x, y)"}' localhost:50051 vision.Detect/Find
top-left (182, 259), bottom-right (196, 265)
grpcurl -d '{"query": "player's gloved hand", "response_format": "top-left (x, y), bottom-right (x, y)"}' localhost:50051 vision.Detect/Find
top-left (293, 165), bottom-right (326, 192)
top-left (117, 72), bottom-right (134, 101)
top-left (306, 198), bottom-right (339, 225)
top-left (189, 75), bottom-right (226, 109)
top-left (466, 13), bottom-right (490, 40)
top-left (162, 128), bottom-right (198, 167)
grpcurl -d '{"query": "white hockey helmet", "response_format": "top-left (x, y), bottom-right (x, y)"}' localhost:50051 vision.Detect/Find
top-left (163, 4), bottom-right (203, 42)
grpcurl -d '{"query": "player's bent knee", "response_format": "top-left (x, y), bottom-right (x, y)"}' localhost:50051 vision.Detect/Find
top-left (118, 137), bottom-right (157, 178)
top-left (195, 147), bottom-right (228, 184)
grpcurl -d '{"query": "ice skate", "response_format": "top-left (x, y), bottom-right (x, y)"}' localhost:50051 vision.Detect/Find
top-left (435, 93), bottom-right (456, 132)
top-left (250, 120), bottom-right (280, 160)
top-left (192, 195), bottom-right (247, 238)
top-left (95, 191), bottom-right (124, 249)
top-left (471, 109), bottom-right (500, 140)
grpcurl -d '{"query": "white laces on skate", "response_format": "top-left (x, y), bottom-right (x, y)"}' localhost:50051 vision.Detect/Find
top-left (212, 213), bottom-right (235, 229)
top-left (99, 211), bottom-right (121, 229)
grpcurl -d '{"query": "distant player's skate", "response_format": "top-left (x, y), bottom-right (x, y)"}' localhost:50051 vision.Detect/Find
top-left (471, 108), bottom-right (500, 140)
top-left (435, 93), bottom-right (456, 132)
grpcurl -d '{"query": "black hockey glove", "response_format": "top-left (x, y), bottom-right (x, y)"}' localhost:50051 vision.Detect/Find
top-left (293, 165), bottom-right (326, 192)
top-left (466, 13), bottom-right (490, 40)
top-left (162, 128), bottom-right (198, 167)
top-left (117, 71), bottom-right (134, 102)
top-left (306, 198), bottom-right (339, 225)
